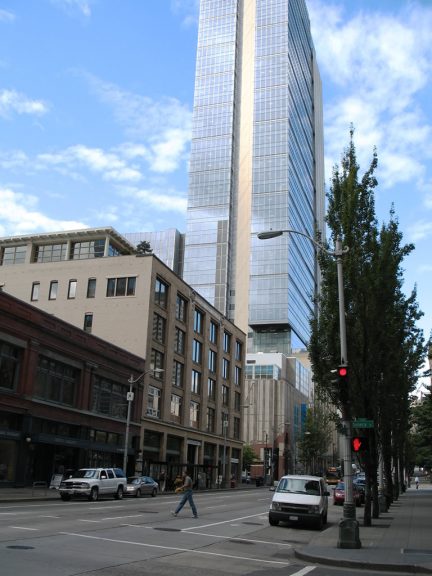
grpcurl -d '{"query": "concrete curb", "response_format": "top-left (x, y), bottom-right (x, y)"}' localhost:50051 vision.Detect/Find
top-left (294, 547), bottom-right (432, 574)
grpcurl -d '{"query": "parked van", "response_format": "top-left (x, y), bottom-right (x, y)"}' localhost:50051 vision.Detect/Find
top-left (269, 474), bottom-right (329, 529)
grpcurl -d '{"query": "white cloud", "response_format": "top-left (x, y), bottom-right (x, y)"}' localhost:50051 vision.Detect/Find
top-left (170, 0), bottom-right (199, 27)
top-left (120, 186), bottom-right (187, 214)
top-left (308, 1), bottom-right (432, 192)
top-left (0, 9), bottom-right (15, 22)
top-left (51, 0), bottom-right (92, 18)
top-left (0, 187), bottom-right (87, 236)
top-left (85, 75), bottom-right (192, 173)
top-left (407, 220), bottom-right (432, 242)
top-left (38, 145), bottom-right (142, 182)
top-left (0, 90), bottom-right (49, 118)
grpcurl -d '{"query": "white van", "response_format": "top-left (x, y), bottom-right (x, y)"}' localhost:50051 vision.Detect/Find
top-left (269, 474), bottom-right (329, 529)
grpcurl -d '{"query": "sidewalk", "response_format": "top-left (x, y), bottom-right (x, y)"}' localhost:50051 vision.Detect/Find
top-left (295, 482), bottom-right (432, 573)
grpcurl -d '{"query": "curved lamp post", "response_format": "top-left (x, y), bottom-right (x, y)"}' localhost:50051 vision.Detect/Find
top-left (257, 228), bottom-right (361, 549)
top-left (123, 368), bottom-right (164, 475)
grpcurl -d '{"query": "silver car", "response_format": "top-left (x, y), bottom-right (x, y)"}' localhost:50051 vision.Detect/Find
top-left (125, 476), bottom-right (158, 497)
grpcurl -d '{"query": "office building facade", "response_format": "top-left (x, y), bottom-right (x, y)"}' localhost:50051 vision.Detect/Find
top-left (183, 0), bottom-right (325, 352)
top-left (0, 228), bottom-right (246, 487)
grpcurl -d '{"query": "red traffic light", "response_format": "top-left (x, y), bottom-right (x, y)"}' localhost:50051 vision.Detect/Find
top-left (352, 436), bottom-right (368, 452)
top-left (338, 365), bottom-right (348, 377)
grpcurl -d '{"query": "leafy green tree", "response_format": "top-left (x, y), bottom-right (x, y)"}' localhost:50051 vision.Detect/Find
top-left (297, 405), bottom-right (332, 475)
top-left (136, 240), bottom-right (152, 254)
top-left (309, 129), bottom-right (425, 525)
top-left (242, 444), bottom-right (258, 470)
top-left (411, 392), bottom-right (432, 470)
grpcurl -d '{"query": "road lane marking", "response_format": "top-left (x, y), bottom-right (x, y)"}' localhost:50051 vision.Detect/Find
top-left (182, 512), bottom-right (267, 531)
top-left (60, 532), bottom-right (291, 565)
top-left (121, 524), bottom-right (292, 548)
top-left (10, 526), bottom-right (38, 530)
top-left (291, 567), bottom-right (316, 575)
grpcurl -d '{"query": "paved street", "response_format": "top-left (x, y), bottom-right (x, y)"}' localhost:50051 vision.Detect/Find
top-left (0, 483), bottom-right (431, 575)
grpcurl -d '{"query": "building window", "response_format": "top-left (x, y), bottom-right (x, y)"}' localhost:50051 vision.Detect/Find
top-left (208, 349), bottom-right (217, 373)
top-left (31, 282), bottom-right (40, 301)
top-left (33, 243), bottom-right (67, 263)
top-left (0, 245), bottom-right (26, 265)
top-left (153, 313), bottom-right (166, 344)
top-left (234, 365), bottom-right (241, 386)
top-left (68, 279), bottom-right (77, 299)
top-left (176, 294), bottom-right (187, 321)
top-left (147, 386), bottom-right (161, 418)
top-left (84, 313), bottom-right (93, 333)
top-left (234, 391), bottom-right (241, 411)
top-left (87, 278), bottom-right (96, 298)
top-left (106, 276), bottom-right (136, 297)
top-left (172, 360), bottom-right (184, 388)
top-left (222, 358), bottom-right (230, 380)
top-left (233, 417), bottom-right (241, 440)
top-left (70, 239), bottom-right (105, 260)
top-left (190, 401), bottom-right (200, 429)
top-left (207, 377), bottom-right (216, 401)
top-left (222, 384), bottom-right (229, 406)
top-left (49, 280), bottom-right (58, 300)
top-left (191, 369), bottom-right (201, 394)
top-left (91, 375), bottom-right (129, 418)
top-left (209, 320), bottom-right (218, 344)
top-left (174, 328), bottom-right (185, 355)
top-left (36, 356), bottom-right (78, 406)
top-left (223, 331), bottom-right (231, 353)
top-left (192, 339), bottom-right (202, 364)
top-left (155, 278), bottom-right (168, 309)
top-left (206, 407), bottom-right (215, 433)
top-left (193, 308), bottom-right (203, 334)
top-left (235, 340), bottom-right (242, 361)
top-left (150, 349), bottom-right (164, 376)
top-left (0, 340), bottom-right (20, 391)
top-left (170, 394), bottom-right (182, 419)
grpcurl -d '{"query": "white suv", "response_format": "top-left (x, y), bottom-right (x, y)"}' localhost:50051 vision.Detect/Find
top-left (269, 474), bottom-right (329, 529)
top-left (59, 468), bottom-right (126, 501)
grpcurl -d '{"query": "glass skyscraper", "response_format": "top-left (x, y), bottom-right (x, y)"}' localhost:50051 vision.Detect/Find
top-left (184, 0), bottom-right (324, 352)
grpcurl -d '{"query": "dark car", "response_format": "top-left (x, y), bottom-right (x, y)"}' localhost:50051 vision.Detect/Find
top-left (333, 481), bottom-right (362, 507)
top-left (353, 478), bottom-right (366, 504)
top-left (125, 476), bottom-right (158, 497)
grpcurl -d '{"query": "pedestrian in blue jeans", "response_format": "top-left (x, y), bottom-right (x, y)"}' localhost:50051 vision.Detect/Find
top-left (171, 470), bottom-right (198, 518)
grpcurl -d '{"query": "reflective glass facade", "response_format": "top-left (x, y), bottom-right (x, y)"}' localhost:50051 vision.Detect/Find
top-left (184, 0), bottom-right (324, 350)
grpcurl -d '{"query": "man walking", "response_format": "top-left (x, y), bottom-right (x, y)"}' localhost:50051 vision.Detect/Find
top-left (171, 469), bottom-right (198, 518)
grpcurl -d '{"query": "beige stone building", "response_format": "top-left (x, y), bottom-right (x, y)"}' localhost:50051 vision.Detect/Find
top-left (0, 227), bottom-right (246, 487)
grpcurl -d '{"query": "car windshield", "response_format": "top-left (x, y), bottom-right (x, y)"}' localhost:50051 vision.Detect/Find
top-left (276, 478), bottom-right (320, 495)
top-left (336, 482), bottom-right (345, 489)
top-left (75, 469), bottom-right (98, 479)
top-left (128, 477), bottom-right (140, 484)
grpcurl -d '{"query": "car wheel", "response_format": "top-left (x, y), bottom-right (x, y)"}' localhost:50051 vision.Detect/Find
top-left (151, 488), bottom-right (157, 497)
top-left (323, 511), bottom-right (328, 524)
top-left (135, 489), bottom-right (141, 498)
top-left (114, 486), bottom-right (123, 500)
top-left (60, 494), bottom-right (71, 501)
top-left (269, 517), bottom-right (279, 526)
top-left (88, 487), bottom-right (98, 502)
top-left (315, 514), bottom-right (324, 530)
top-left (356, 498), bottom-right (361, 507)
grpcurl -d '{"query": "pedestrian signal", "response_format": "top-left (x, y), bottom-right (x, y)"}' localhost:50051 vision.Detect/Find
top-left (352, 436), bottom-right (368, 453)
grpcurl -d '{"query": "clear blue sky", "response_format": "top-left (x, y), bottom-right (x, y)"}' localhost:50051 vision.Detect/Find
top-left (0, 1), bottom-right (431, 360)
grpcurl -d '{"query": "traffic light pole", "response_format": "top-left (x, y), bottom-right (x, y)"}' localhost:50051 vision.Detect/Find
top-left (335, 237), bottom-right (361, 549)
top-left (257, 229), bottom-right (361, 548)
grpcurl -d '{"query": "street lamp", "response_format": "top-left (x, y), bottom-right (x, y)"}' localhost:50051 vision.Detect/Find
top-left (258, 228), bottom-right (361, 549)
top-left (222, 415), bottom-right (228, 488)
top-left (122, 368), bottom-right (164, 475)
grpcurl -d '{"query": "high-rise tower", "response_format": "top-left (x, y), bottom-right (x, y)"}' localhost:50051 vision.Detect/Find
top-left (184, 0), bottom-right (324, 353)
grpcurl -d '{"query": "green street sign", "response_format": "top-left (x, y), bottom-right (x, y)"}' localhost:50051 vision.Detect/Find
top-left (354, 419), bottom-right (374, 429)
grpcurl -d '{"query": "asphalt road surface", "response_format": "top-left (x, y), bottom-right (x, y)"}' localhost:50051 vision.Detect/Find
top-left (0, 489), bottom-right (414, 576)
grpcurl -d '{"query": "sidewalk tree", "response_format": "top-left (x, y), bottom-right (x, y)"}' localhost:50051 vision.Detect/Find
top-left (297, 405), bottom-right (332, 475)
top-left (309, 129), bottom-right (426, 525)
top-left (242, 444), bottom-right (259, 470)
